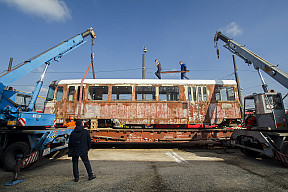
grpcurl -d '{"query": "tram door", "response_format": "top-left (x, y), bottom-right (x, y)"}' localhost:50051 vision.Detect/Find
top-left (188, 86), bottom-right (208, 124)
top-left (75, 85), bottom-right (84, 117)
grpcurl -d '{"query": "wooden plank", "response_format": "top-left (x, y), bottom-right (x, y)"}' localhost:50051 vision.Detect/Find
top-left (161, 70), bottom-right (189, 74)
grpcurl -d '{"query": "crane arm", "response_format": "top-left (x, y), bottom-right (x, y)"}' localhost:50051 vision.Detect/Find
top-left (214, 31), bottom-right (288, 90)
top-left (0, 27), bottom-right (96, 94)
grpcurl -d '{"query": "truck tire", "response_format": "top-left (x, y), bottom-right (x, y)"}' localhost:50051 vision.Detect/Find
top-left (280, 142), bottom-right (288, 155)
top-left (2, 142), bottom-right (30, 172)
top-left (238, 137), bottom-right (261, 157)
top-left (240, 148), bottom-right (260, 157)
top-left (280, 142), bottom-right (288, 167)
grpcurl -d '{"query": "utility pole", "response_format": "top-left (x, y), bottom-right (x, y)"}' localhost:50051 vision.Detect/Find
top-left (142, 46), bottom-right (147, 79)
top-left (232, 55), bottom-right (243, 118)
top-left (8, 58), bottom-right (13, 71)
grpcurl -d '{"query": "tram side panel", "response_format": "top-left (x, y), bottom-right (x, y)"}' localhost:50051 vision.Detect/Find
top-left (187, 84), bottom-right (241, 126)
top-left (44, 82), bottom-right (241, 128)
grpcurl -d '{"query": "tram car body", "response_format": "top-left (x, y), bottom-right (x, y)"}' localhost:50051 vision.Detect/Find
top-left (43, 79), bottom-right (241, 128)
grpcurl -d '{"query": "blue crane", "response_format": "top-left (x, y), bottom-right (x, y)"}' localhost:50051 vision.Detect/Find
top-left (0, 27), bottom-right (96, 127)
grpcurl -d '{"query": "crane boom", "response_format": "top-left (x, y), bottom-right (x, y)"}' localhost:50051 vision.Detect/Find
top-left (0, 27), bottom-right (96, 127)
top-left (0, 27), bottom-right (96, 94)
top-left (214, 31), bottom-right (288, 91)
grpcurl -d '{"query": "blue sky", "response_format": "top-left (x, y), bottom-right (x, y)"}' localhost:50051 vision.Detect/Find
top-left (1, 0), bottom-right (288, 108)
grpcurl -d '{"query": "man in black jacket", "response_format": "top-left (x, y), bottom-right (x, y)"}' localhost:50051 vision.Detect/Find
top-left (68, 119), bottom-right (96, 182)
top-left (155, 59), bottom-right (162, 79)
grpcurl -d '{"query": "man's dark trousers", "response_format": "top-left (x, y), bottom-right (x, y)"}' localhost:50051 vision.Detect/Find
top-left (72, 154), bottom-right (93, 179)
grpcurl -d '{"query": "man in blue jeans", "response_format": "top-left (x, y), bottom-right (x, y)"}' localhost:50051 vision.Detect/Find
top-left (155, 59), bottom-right (162, 79)
top-left (179, 61), bottom-right (189, 79)
top-left (68, 119), bottom-right (96, 182)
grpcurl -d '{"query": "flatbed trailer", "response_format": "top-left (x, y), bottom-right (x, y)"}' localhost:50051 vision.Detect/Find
top-left (89, 127), bottom-right (235, 143)
top-left (0, 127), bottom-right (73, 171)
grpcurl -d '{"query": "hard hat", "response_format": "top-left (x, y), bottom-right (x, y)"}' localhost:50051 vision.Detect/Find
top-left (70, 117), bottom-right (74, 120)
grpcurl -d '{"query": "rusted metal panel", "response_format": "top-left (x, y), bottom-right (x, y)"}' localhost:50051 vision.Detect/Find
top-left (78, 101), bottom-right (189, 125)
top-left (90, 128), bottom-right (234, 143)
top-left (45, 80), bottom-right (241, 126)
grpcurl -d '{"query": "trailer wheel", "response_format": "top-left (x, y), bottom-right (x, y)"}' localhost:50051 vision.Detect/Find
top-left (240, 148), bottom-right (260, 157)
top-left (238, 137), bottom-right (261, 157)
top-left (2, 142), bottom-right (30, 172)
top-left (281, 142), bottom-right (288, 155)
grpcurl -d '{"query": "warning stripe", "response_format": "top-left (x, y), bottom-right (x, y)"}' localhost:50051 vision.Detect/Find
top-left (54, 120), bottom-right (56, 127)
top-left (18, 118), bottom-right (26, 126)
top-left (275, 151), bottom-right (288, 164)
top-left (22, 151), bottom-right (39, 168)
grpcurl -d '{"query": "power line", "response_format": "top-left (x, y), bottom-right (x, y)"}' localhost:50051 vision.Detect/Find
top-left (26, 68), bottom-right (235, 74)
top-left (216, 72), bottom-right (235, 80)
top-left (30, 68), bottom-right (144, 74)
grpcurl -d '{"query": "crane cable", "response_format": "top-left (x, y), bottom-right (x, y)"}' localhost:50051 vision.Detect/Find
top-left (214, 32), bottom-right (220, 59)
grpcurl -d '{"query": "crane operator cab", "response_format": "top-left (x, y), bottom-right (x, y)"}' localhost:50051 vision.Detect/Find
top-left (244, 92), bottom-right (287, 130)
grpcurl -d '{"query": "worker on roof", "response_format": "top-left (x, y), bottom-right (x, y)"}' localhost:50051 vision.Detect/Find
top-left (179, 61), bottom-right (189, 80)
top-left (155, 59), bottom-right (162, 79)
top-left (63, 117), bottom-right (76, 129)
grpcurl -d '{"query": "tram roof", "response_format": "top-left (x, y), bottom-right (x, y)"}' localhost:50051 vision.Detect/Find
top-left (54, 79), bottom-right (237, 86)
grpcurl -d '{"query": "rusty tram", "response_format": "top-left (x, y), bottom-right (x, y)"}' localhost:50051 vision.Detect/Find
top-left (44, 79), bottom-right (241, 143)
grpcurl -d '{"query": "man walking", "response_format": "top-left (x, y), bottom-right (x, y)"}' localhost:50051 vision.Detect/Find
top-left (179, 61), bottom-right (189, 79)
top-left (68, 119), bottom-right (96, 182)
top-left (155, 59), bottom-right (162, 79)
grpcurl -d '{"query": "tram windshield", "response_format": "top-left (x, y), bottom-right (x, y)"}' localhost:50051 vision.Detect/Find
top-left (46, 86), bottom-right (55, 101)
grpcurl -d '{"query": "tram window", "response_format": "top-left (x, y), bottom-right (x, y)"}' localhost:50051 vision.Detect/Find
top-left (215, 87), bottom-right (235, 101)
top-left (135, 86), bottom-right (155, 101)
top-left (56, 86), bottom-right (63, 101)
top-left (46, 86), bottom-right (55, 101)
top-left (68, 86), bottom-right (75, 101)
top-left (226, 87), bottom-right (235, 101)
top-left (188, 87), bottom-right (192, 101)
top-left (192, 86), bottom-right (208, 102)
top-left (198, 87), bottom-right (202, 101)
top-left (112, 86), bottom-right (132, 100)
top-left (203, 87), bottom-right (207, 101)
top-left (159, 86), bottom-right (179, 101)
top-left (88, 86), bottom-right (108, 100)
top-left (77, 86), bottom-right (84, 101)
top-left (193, 87), bottom-right (197, 101)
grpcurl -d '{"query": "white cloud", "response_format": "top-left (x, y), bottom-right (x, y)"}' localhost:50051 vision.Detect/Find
top-left (0, 0), bottom-right (71, 22)
top-left (220, 22), bottom-right (243, 37)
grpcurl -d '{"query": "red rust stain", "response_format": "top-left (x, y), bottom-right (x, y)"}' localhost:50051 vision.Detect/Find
top-left (50, 83), bottom-right (241, 126)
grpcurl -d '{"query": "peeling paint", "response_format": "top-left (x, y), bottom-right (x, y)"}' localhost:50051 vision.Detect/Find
top-left (44, 79), bottom-right (241, 127)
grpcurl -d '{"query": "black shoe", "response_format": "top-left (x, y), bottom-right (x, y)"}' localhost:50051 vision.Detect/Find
top-left (88, 175), bottom-right (96, 180)
top-left (74, 178), bottom-right (79, 182)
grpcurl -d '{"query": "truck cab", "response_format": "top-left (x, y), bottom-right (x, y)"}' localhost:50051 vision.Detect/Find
top-left (244, 92), bottom-right (287, 130)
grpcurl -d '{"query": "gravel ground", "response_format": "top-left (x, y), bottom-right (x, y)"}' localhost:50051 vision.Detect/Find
top-left (0, 146), bottom-right (288, 192)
